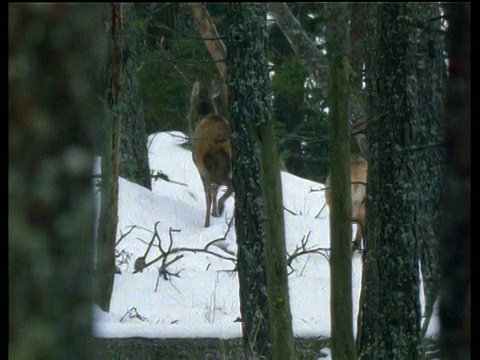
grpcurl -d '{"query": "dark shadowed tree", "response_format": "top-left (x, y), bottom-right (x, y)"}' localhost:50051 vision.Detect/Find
top-left (119, 3), bottom-right (151, 190)
top-left (269, 5), bottom-right (308, 177)
top-left (357, 3), bottom-right (447, 358)
top-left (414, 3), bottom-right (447, 344)
top-left (440, 3), bottom-right (470, 359)
top-left (9, 3), bottom-right (105, 359)
top-left (95, 3), bottom-right (123, 312)
top-left (324, 3), bottom-right (356, 359)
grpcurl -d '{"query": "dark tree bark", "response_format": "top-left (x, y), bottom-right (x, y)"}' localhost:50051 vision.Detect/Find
top-left (357, 3), bottom-right (430, 359)
top-left (269, 14), bottom-right (308, 176)
top-left (9, 3), bottom-right (105, 359)
top-left (95, 3), bottom-right (123, 312)
top-left (414, 3), bottom-right (447, 344)
top-left (228, 5), bottom-right (296, 357)
top-left (119, 4), bottom-right (151, 190)
top-left (325, 4), bottom-right (356, 359)
top-left (272, 64), bottom-right (305, 175)
top-left (226, 4), bottom-right (271, 358)
top-left (440, 3), bottom-right (471, 359)
top-left (350, 3), bottom-right (365, 92)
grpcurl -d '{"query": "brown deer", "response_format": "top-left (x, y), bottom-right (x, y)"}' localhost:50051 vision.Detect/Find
top-left (188, 81), bottom-right (233, 227)
top-left (325, 154), bottom-right (368, 251)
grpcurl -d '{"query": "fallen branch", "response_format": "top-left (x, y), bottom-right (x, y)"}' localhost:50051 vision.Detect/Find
top-left (151, 170), bottom-right (188, 187)
top-left (286, 231), bottom-right (330, 274)
top-left (133, 222), bottom-right (237, 275)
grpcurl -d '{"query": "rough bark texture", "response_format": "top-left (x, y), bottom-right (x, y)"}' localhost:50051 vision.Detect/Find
top-left (9, 3), bottom-right (104, 359)
top-left (95, 3), bottom-right (123, 312)
top-left (226, 4), bottom-right (271, 358)
top-left (325, 4), bottom-right (356, 360)
top-left (350, 3), bottom-right (365, 92)
top-left (357, 3), bottom-right (426, 359)
top-left (440, 3), bottom-right (471, 359)
top-left (119, 4), bottom-right (151, 190)
top-left (414, 3), bottom-right (446, 344)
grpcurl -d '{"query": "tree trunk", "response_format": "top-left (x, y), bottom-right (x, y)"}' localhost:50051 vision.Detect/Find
top-left (440, 3), bottom-right (471, 359)
top-left (325, 4), bottom-right (356, 360)
top-left (253, 4), bottom-right (297, 360)
top-left (9, 4), bottom-right (105, 358)
top-left (226, 4), bottom-right (271, 358)
top-left (414, 3), bottom-right (447, 345)
top-left (350, 3), bottom-right (365, 92)
top-left (95, 3), bottom-right (123, 312)
top-left (119, 4), bottom-right (151, 190)
top-left (357, 4), bottom-right (427, 358)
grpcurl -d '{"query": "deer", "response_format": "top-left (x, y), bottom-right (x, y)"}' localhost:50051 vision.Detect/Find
top-left (188, 81), bottom-right (233, 228)
top-left (325, 154), bottom-right (368, 251)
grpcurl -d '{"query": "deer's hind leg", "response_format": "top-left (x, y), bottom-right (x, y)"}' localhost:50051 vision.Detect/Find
top-left (201, 176), bottom-right (213, 228)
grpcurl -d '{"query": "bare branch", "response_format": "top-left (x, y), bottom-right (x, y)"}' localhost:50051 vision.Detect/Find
top-left (159, 254), bottom-right (185, 281)
top-left (315, 202), bottom-right (328, 219)
top-left (283, 205), bottom-right (298, 216)
top-left (151, 170), bottom-right (188, 187)
top-left (133, 223), bottom-right (237, 275)
top-left (286, 231), bottom-right (330, 272)
top-left (116, 225), bottom-right (137, 246)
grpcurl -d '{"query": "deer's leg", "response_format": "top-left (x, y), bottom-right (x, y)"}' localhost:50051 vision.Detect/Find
top-left (211, 183), bottom-right (220, 217)
top-left (202, 178), bottom-right (212, 228)
top-left (352, 224), bottom-right (363, 252)
top-left (217, 179), bottom-right (233, 216)
top-left (351, 201), bottom-right (364, 251)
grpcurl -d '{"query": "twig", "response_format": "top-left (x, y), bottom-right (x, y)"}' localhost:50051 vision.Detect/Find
top-left (286, 231), bottom-right (330, 273)
top-left (158, 254), bottom-right (185, 281)
top-left (119, 307), bottom-right (147, 322)
top-left (204, 215), bottom-right (234, 250)
top-left (151, 170), bottom-right (188, 187)
top-left (315, 202), bottom-right (327, 219)
top-left (116, 225), bottom-right (137, 246)
top-left (134, 221), bottom-right (162, 273)
top-left (283, 205), bottom-right (298, 216)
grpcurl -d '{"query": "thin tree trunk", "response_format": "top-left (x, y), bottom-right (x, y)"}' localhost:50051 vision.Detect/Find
top-left (325, 4), bottom-right (356, 359)
top-left (119, 4), bottom-right (151, 190)
top-left (252, 4), bottom-right (297, 359)
top-left (9, 4), bottom-right (104, 358)
top-left (95, 3), bottom-right (123, 312)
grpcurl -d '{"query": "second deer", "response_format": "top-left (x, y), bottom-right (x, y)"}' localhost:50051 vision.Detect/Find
top-left (325, 154), bottom-right (368, 251)
top-left (188, 81), bottom-right (233, 228)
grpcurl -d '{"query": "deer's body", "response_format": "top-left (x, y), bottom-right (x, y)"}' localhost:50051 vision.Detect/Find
top-left (325, 154), bottom-right (368, 251)
top-left (189, 82), bottom-right (233, 227)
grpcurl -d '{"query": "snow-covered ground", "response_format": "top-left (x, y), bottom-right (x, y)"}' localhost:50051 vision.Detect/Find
top-left (93, 131), bottom-right (439, 347)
